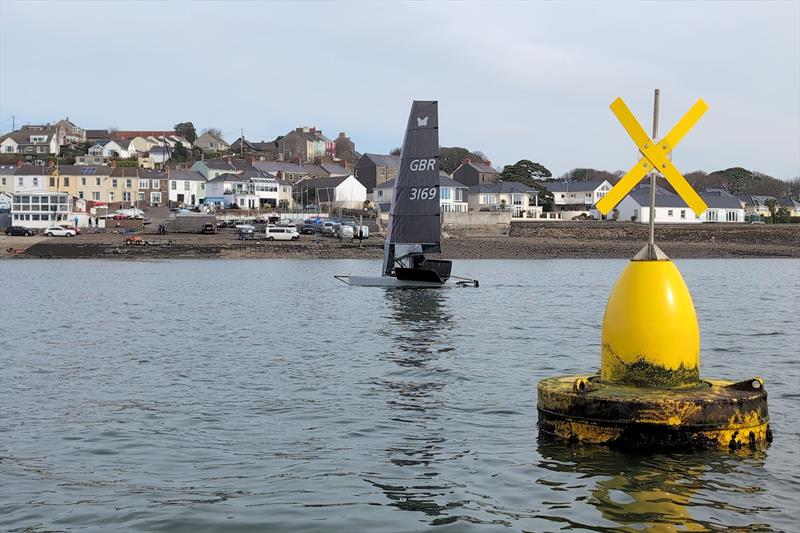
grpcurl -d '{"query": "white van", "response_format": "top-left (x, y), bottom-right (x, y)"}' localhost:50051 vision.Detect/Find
top-left (266, 227), bottom-right (299, 241)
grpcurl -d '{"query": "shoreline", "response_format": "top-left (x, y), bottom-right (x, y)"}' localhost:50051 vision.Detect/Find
top-left (3, 222), bottom-right (798, 260)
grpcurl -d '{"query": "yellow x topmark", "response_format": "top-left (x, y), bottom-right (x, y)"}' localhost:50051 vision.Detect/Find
top-left (595, 97), bottom-right (709, 216)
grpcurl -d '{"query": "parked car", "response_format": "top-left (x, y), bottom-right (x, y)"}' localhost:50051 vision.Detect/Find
top-left (266, 227), bottom-right (300, 241)
top-left (335, 224), bottom-right (355, 239)
top-left (59, 224), bottom-right (81, 235)
top-left (200, 223), bottom-right (216, 234)
top-left (300, 224), bottom-right (316, 235)
top-left (5, 226), bottom-right (35, 236)
top-left (44, 226), bottom-right (76, 237)
top-left (321, 221), bottom-right (337, 236)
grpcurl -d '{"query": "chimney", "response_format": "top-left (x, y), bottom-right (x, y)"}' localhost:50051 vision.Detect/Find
top-left (111, 160), bottom-right (117, 167)
top-left (463, 158), bottom-right (471, 165)
top-left (338, 132), bottom-right (346, 139)
top-left (484, 160), bottom-right (491, 166)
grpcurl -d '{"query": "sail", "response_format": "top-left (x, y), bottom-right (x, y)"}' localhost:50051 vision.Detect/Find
top-left (383, 101), bottom-right (440, 274)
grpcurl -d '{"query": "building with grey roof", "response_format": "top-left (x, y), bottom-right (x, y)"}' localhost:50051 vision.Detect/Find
top-left (452, 159), bottom-right (500, 187)
top-left (353, 153), bottom-right (401, 192)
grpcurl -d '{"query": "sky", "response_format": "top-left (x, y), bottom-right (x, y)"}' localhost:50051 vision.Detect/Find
top-left (1, 1), bottom-right (798, 178)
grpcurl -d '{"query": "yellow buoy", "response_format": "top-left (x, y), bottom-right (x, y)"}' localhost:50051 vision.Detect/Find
top-left (601, 260), bottom-right (699, 388)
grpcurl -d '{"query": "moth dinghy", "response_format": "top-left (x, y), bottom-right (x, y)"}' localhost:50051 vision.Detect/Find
top-left (335, 100), bottom-right (478, 288)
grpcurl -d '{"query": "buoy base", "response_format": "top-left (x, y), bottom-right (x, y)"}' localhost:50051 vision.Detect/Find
top-left (537, 375), bottom-right (770, 450)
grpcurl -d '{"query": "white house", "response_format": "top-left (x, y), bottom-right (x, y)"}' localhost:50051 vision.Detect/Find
top-left (698, 190), bottom-right (746, 223)
top-left (616, 186), bottom-right (699, 223)
top-left (103, 139), bottom-right (134, 159)
top-left (0, 165), bottom-right (17, 195)
top-left (0, 126), bottom-right (61, 157)
top-left (204, 173), bottom-right (258, 209)
top-left (12, 165), bottom-right (52, 193)
top-left (168, 169), bottom-right (207, 206)
top-left (11, 191), bottom-right (71, 228)
top-left (148, 146), bottom-right (171, 165)
top-left (467, 181), bottom-right (541, 218)
top-left (546, 180), bottom-right (613, 210)
top-left (88, 141), bottom-right (109, 156)
top-left (373, 173), bottom-right (469, 213)
top-left (294, 175), bottom-right (367, 209)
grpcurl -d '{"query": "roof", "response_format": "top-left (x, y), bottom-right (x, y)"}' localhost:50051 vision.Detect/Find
top-left (320, 163), bottom-right (349, 176)
top-left (208, 172), bottom-right (249, 183)
top-left (86, 129), bottom-right (110, 138)
top-left (14, 165), bottom-right (54, 176)
top-left (168, 169), bottom-right (206, 182)
top-left (379, 175), bottom-right (468, 190)
top-left (362, 153), bottom-right (400, 168)
top-left (738, 195), bottom-right (777, 207)
top-left (109, 168), bottom-right (166, 178)
top-left (111, 130), bottom-right (176, 140)
top-left (778, 197), bottom-right (800, 208)
top-left (700, 190), bottom-right (744, 209)
top-left (0, 165), bottom-right (17, 175)
top-left (467, 181), bottom-right (537, 194)
top-left (56, 165), bottom-right (114, 176)
top-left (201, 159), bottom-right (256, 172)
top-left (545, 180), bottom-right (609, 193)
top-left (252, 161), bottom-right (308, 174)
top-left (0, 127), bottom-right (56, 145)
top-left (624, 185), bottom-right (689, 208)
top-left (458, 160), bottom-right (497, 174)
top-left (295, 176), bottom-right (350, 190)
top-left (196, 132), bottom-right (228, 146)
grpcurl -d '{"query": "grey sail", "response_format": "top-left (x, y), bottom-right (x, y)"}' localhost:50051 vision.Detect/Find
top-left (383, 101), bottom-right (440, 275)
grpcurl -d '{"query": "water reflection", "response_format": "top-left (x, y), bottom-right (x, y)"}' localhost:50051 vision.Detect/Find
top-left (536, 436), bottom-right (775, 531)
top-left (364, 290), bottom-right (462, 520)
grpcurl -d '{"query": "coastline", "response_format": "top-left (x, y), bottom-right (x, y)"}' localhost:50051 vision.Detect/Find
top-left (3, 222), bottom-right (798, 260)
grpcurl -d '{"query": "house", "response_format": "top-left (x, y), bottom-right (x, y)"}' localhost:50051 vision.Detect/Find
top-left (276, 127), bottom-right (329, 163)
top-left (59, 165), bottom-right (115, 203)
top-left (167, 169), bottom-right (206, 206)
top-left (452, 159), bottom-right (499, 186)
top-left (191, 158), bottom-right (255, 180)
top-left (373, 173), bottom-right (470, 213)
top-left (699, 190), bottom-right (746, 223)
top-left (294, 175), bottom-right (367, 209)
top-left (738, 195), bottom-right (777, 220)
top-left (252, 161), bottom-right (310, 183)
top-left (204, 173), bottom-right (259, 209)
top-left (545, 180), bottom-right (613, 211)
top-left (0, 125), bottom-right (62, 158)
top-left (0, 192), bottom-right (11, 211)
top-left (148, 146), bottom-right (171, 166)
top-left (55, 118), bottom-right (86, 143)
top-left (10, 191), bottom-right (71, 229)
top-left (467, 181), bottom-right (541, 217)
top-left (86, 129), bottom-right (110, 142)
top-left (353, 153), bottom-right (400, 192)
top-left (616, 185), bottom-right (696, 223)
top-left (229, 137), bottom-right (276, 156)
top-left (334, 132), bottom-right (357, 161)
top-left (12, 165), bottom-right (54, 193)
top-left (88, 140), bottom-right (109, 156)
top-left (76, 155), bottom-right (109, 166)
top-left (778, 198), bottom-right (800, 217)
top-left (103, 139), bottom-right (134, 159)
top-left (194, 132), bottom-right (230, 153)
top-left (0, 165), bottom-right (17, 195)
top-left (111, 130), bottom-right (176, 141)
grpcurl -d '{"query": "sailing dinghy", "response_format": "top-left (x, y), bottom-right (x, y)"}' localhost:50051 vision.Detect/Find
top-left (335, 100), bottom-right (478, 288)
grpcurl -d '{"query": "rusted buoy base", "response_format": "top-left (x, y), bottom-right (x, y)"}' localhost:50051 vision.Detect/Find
top-left (537, 375), bottom-right (770, 450)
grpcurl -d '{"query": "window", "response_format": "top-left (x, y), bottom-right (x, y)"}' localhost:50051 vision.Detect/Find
top-left (33, 177), bottom-right (38, 186)
top-left (18, 177), bottom-right (23, 186)
top-left (81, 177), bottom-right (86, 186)
top-left (138, 179), bottom-right (149, 189)
top-left (680, 210), bottom-right (686, 219)
top-left (95, 177), bottom-right (101, 186)
top-left (37, 146), bottom-right (46, 153)
top-left (171, 180), bottom-right (177, 190)
top-left (126, 179), bottom-right (132, 188)
top-left (138, 192), bottom-right (145, 201)
top-left (151, 192), bottom-right (162, 204)
top-left (49, 177), bottom-right (56, 187)
top-left (79, 191), bottom-right (84, 199)
top-left (112, 179), bottom-right (118, 188)
top-left (0, 177), bottom-right (4, 186)
top-left (123, 192), bottom-right (131, 202)
top-left (109, 192), bottom-right (115, 201)
top-left (667, 209), bottom-right (673, 217)
top-left (560, 193), bottom-right (565, 198)
top-left (727, 211), bottom-right (738, 222)
top-left (3, 146), bottom-right (12, 153)
top-left (152, 179), bottom-right (160, 189)
top-left (63, 177), bottom-right (69, 186)
top-left (92, 192), bottom-right (100, 201)
top-left (377, 190), bottom-right (383, 198)
top-left (184, 181), bottom-right (190, 190)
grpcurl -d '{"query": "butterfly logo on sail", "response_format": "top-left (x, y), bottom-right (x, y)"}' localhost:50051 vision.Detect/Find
top-left (416, 116), bottom-right (428, 127)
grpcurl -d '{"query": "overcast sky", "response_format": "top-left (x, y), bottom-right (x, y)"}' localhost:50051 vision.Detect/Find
top-left (1, 1), bottom-right (798, 178)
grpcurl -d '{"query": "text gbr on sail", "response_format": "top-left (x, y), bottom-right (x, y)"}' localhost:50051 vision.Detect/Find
top-left (409, 159), bottom-right (436, 171)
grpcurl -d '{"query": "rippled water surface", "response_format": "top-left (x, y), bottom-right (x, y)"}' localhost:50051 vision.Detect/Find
top-left (1, 259), bottom-right (798, 532)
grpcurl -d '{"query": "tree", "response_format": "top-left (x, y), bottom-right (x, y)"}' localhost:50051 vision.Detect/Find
top-left (174, 122), bottom-right (197, 143)
top-left (170, 143), bottom-right (191, 163)
top-left (558, 168), bottom-right (618, 183)
top-left (439, 146), bottom-right (489, 174)
top-left (501, 160), bottom-right (551, 183)
top-left (787, 177), bottom-right (800, 200)
top-left (201, 127), bottom-right (223, 138)
top-left (389, 147), bottom-right (401, 156)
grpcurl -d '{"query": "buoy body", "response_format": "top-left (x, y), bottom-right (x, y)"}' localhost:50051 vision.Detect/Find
top-left (601, 261), bottom-right (699, 387)
top-left (538, 259), bottom-right (771, 450)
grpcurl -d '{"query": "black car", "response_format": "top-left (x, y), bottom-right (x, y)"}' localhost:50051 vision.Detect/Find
top-left (5, 226), bottom-right (35, 236)
top-left (300, 224), bottom-right (316, 235)
top-left (200, 223), bottom-right (216, 234)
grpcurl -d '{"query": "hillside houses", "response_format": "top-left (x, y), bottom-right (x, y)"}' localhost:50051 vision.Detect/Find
top-left (452, 159), bottom-right (500, 186)
top-left (374, 173), bottom-right (470, 213)
top-left (353, 153), bottom-right (400, 192)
